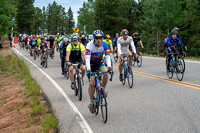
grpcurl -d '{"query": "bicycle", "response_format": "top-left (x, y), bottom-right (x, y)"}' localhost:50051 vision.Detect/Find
top-left (50, 47), bottom-right (55, 59)
top-left (70, 62), bottom-right (83, 101)
top-left (88, 70), bottom-right (113, 123)
top-left (33, 46), bottom-right (37, 60)
top-left (166, 53), bottom-right (184, 81)
top-left (41, 49), bottom-right (48, 68)
top-left (64, 61), bottom-right (69, 79)
top-left (132, 48), bottom-right (142, 67)
top-left (121, 54), bottom-right (133, 88)
top-left (177, 50), bottom-right (185, 73)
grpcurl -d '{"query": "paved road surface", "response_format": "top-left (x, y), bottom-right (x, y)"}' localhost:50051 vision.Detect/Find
top-left (12, 44), bottom-right (200, 133)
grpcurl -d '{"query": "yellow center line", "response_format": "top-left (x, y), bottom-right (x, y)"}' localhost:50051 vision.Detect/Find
top-left (113, 66), bottom-right (200, 89)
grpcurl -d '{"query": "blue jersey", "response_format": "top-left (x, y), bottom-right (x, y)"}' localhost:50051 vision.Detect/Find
top-left (39, 41), bottom-right (48, 49)
top-left (113, 38), bottom-right (118, 47)
top-left (86, 41), bottom-right (110, 64)
top-left (167, 36), bottom-right (181, 48)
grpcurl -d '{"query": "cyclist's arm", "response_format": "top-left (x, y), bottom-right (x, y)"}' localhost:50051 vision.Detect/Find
top-left (110, 42), bottom-right (113, 51)
top-left (130, 40), bottom-right (136, 54)
top-left (80, 44), bottom-right (85, 61)
top-left (66, 45), bottom-right (71, 61)
top-left (117, 40), bottom-right (122, 55)
top-left (85, 45), bottom-right (91, 71)
top-left (140, 41), bottom-right (144, 48)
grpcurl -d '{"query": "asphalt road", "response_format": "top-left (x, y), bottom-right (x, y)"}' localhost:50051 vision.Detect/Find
top-left (12, 44), bottom-right (200, 133)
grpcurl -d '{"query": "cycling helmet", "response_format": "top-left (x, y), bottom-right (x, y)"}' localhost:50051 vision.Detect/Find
top-left (121, 29), bottom-right (129, 35)
top-left (115, 33), bottom-right (119, 36)
top-left (71, 34), bottom-right (79, 41)
top-left (82, 35), bottom-right (85, 38)
top-left (93, 30), bottom-right (104, 38)
top-left (106, 34), bottom-right (110, 39)
top-left (171, 30), bottom-right (178, 35)
top-left (63, 38), bottom-right (68, 43)
top-left (133, 32), bottom-right (139, 36)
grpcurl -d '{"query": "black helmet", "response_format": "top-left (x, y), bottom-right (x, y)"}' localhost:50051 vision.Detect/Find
top-left (121, 29), bottom-right (129, 35)
top-left (133, 32), bottom-right (139, 36)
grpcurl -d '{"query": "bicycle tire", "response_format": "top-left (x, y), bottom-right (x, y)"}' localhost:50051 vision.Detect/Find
top-left (122, 69), bottom-right (126, 85)
top-left (176, 61), bottom-right (184, 81)
top-left (45, 57), bottom-right (47, 68)
top-left (34, 50), bottom-right (36, 60)
top-left (100, 90), bottom-right (107, 123)
top-left (127, 67), bottom-right (133, 88)
top-left (132, 56), bottom-right (135, 66)
top-left (179, 57), bottom-right (185, 73)
top-left (77, 76), bottom-right (82, 101)
top-left (111, 59), bottom-right (113, 70)
top-left (74, 74), bottom-right (78, 96)
top-left (137, 54), bottom-right (142, 67)
top-left (167, 60), bottom-right (173, 79)
top-left (114, 56), bottom-right (118, 62)
top-left (95, 89), bottom-right (99, 115)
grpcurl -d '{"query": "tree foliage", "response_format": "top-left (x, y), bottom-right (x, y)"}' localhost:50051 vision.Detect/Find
top-left (78, 0), bottom-right (200, 57)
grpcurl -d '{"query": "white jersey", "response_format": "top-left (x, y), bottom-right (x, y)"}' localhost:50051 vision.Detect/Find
top-left (117, 36), bottom-right (136, 55)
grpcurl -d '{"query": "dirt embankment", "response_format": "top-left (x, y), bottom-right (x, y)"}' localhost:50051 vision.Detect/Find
top-left (0, 41), bottom-right (57, 132)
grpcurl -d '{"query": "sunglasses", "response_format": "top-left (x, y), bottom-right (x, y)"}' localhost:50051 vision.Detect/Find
top-left (94, 37), bottom-right (103, 40)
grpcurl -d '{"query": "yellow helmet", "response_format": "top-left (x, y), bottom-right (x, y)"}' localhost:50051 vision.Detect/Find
top-left (106, 34), bottom-right (110, 39)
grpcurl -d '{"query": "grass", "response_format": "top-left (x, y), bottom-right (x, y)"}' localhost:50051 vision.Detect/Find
top-left (0, 53), bottom-right (58, 132)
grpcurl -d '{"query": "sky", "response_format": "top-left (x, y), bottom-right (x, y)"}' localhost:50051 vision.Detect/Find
top-left (33, 0), bottom-right (87, 26)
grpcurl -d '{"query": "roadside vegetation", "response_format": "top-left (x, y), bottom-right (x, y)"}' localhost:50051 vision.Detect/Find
top-left (0, 41), bottom-right (58, 132)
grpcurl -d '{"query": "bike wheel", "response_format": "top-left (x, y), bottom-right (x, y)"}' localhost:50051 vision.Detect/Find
top-left (74, 74), bottom-right (78, 96)
top-left (176, 61), bottom-right (184, 81)
top-left (137, 54), bottom-right (142, 67)
top-left (179, 57), bottom-right (185, 73)
top-left (132, 56), bottom-right (135, 66)
top-left (100, 89), bottom-right (107, 123)
top-left (167, 61), bottom-right (173, 79)
top-left (34, 50), bottom-right (36, 60)
top-left (45, 58), bottom-right (47, 68)
top-left (114, 55), bottom-right (118, 62)
top-left (95, 89), bottom-right (99, 115)
top-left (111, 59), bottom-right (113, 70)
top-left (122, 69), bottom-right (126, 85)
top-left (127, 67), bottom-right (133, 88)
top-left (77, 76), bottom-right (82, 101)
top-left (42, 60), bottom-right (45, 67)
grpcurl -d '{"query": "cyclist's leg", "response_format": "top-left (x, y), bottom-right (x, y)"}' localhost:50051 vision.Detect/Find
top-left (80, 65), bottom-right (86, 78)
top-left (69, 65), bottom-right (74, 83)
top-left (99, 64), bottom-right (108, 89)
top-left (88, 77), bottom-right (95, 101)
top-left (118, 54), bottom-right (123, 74)
top-left (126, 51), bottom-right (132, 66)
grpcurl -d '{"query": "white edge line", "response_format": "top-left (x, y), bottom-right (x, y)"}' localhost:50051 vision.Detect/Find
top-left (143, 56), bottom-right (200, 64)
top-left (12, 48), bottom-right (93, 133)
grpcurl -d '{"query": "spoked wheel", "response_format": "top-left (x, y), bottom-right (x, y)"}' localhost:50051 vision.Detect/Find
top-left (167, 61), bottom-right (173, 79)
top-left (122, 69), bottom-right (126, 85)
top-left (94, 90), bottom-right (99, 115)
top-left (137, 54), bottom-right (142, 67)
top-left (74, 74), bottom-right (78, 96)
top-left (179, 57), bottom-right (185, 73)
top-left (132, 56), bottom-right (136, 66)
top-left (127, 67), bottom-right (133, 88)
top-left (100, 90), bottom-right (107, 123)
top-left (111, 59), bottom-right (113, 70)
top-left (77, 76), bottom-right (82, 101)
top-left (34, 50), bottom-right (36, 60)
top-left (176, 61), bottom-right (184, 81)
top-left (114, 54), bottom-right (118, 62)
top-left (45, 58), bottom-right (47, 68)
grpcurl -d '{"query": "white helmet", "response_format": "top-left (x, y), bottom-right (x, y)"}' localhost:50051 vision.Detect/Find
top-left (63, 38), bottom-right (68, 43)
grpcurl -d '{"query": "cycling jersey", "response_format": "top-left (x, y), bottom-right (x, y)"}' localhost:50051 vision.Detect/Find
top-left (56, 37), bottom-right (61, 43)
top-left (30, 39), bottom-right (37, 46)
top-left (39, 41), bottom-right (48, 49)
top-left (166, 36), bottom-right (182, 48)
top-left (117, 36), bottom-right (136, 55)
top-left (113, 38), bottom-right (118, 47)
top-left (103, 39), bottom-right (113, 51)
top-left (37, 38), bottom-right (41, 46)
top-left (60, 42), bottom-right (69, 57)
top-left (86, 40), bottom-right (111, 71)
top-left (48, 38), bottom-right (55, 47)
top-left (133, 37), bottom-right (141, 48)
top-left (66, 42), bottom-right (85, 62)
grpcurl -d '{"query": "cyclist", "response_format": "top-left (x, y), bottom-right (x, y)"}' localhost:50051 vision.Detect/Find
top-left (81, 35), bottom-right (87, 47)
top-left (60, 38), bottom-right (69, 75)
top-left (39, 36), bottom-right (49, 65)
top-left (19, 34), bottom-right (22, 46)
top-left (48, 35), bottom-right (55, 57)
top-left (66, 34), bottom-right (86, 89)
top-left (113, 33), bottom-right (119, 55)
top-left (24, 35), bottom-right (29, 48)
top-left (103, 34), bottom-right (113, 52)
top-left (166, 31), bottom-right (185, 71)
top-left (118, 29), bottom-right (137, 81)
top-left (132, 32), bottom-right (144, 62)
top-left (55, 35), bottom-right (61, 51)
top-left (86, 30), bottom-right (112, 113)
top-left (29, 35), bottom-right (37, 56)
